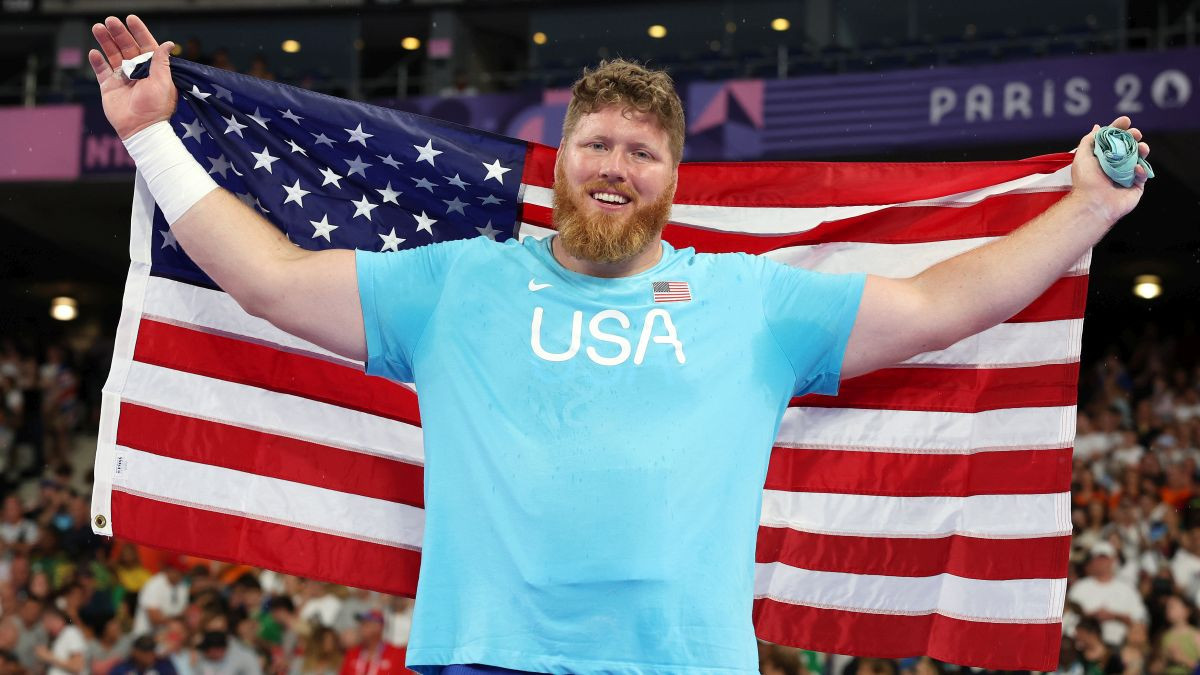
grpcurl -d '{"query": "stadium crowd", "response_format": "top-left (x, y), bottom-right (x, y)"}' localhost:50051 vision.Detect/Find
top-left (3, 319), bottom-right (1200, 675)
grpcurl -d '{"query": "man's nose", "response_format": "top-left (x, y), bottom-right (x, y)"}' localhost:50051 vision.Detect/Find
top-left (598, 153), bottom-right (628, 182)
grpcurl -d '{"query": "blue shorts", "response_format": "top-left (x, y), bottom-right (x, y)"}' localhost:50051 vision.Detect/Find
top-left (441, 662), bottom-right (544, 667)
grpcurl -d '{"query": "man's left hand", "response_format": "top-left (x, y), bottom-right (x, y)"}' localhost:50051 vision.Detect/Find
top-left (1067, 115), bottom-right (1150, 225)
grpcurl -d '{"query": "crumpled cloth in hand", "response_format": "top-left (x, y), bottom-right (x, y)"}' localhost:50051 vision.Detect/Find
top-left (1092, 126), bottom-right (1154, 188)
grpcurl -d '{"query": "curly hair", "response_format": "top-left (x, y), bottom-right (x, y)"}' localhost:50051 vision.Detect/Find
top-left (562, 59), bottom-right (685, 165)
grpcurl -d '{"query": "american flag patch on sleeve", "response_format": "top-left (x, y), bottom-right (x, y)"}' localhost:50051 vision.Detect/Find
top-left (652, 281), bottom-right (692, 303)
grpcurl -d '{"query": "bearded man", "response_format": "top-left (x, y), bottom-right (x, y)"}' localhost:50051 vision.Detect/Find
top-left (90, 14), bottom-right (1149, 675)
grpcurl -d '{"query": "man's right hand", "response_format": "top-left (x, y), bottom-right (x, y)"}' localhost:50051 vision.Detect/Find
top-left (89, 15), bottom-right (177, 140)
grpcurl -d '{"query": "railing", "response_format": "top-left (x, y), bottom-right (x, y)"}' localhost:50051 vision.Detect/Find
top-left (5, 21), bottom-right (1197, 106)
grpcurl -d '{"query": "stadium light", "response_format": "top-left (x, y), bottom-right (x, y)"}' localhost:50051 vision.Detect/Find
top-left (281, 40), bottom-right (301, 53)
top-left (532, 32), bottom-right (547, 45)
top-left (1133, 274), bottom-right (1162, 300)
top-left (401, 37), bottom-right (421, 51)
top-left (50, 297), bottom-right (77, 322)
top-left (771, 18), bottom-right (791, 31)
top-left (648, 25), bottom-right (667, 39)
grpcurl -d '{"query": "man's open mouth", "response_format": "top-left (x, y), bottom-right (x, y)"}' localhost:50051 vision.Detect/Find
top-left (590, 190), bottom-right (631, 206)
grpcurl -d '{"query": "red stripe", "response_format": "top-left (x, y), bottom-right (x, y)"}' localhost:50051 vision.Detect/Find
top-left (793, 363), bottom-right (1080, 413)
top-left (519, 192), bottom-right (1069, 249)
top-left (116, 402), bottom-right (425, 508)
top-left (134, 318), bottom-right (421, 425)
top-left (1009, 274), bottom-right (1089, 323)
top-left (524, 143), bottom-right (1073, 207)
top-left (109, 490), bottom-right (420, 597)
top-left (765, 447), bottom-right (1072, 496)
top-left (670, 192), bottom-right (1068, 250)
top-left (755, 527), bottom-right (1071, 580)
top-left (753, 598), bottom-right (1061, 671)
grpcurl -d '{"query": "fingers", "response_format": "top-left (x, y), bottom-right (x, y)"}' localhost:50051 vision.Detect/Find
top-left (1134, 165), bottom-right (1149, 186)
top-left (1139, 141), bottom-right (1150, 159)
top-left (87, 48), bottom-right (114, 85)
top-left (1110, 115), bottom-right (1131, 130)
top-left (1128, 127), bottom-right (1142, 142)
top-left (104, 15), bottom-right (145, 60)
top-left (126, 15), bottom-right (160, 50)
top-left (149, 41), bottom-right (175, 83)
top-left (91, 22), bottom-right (124, 71)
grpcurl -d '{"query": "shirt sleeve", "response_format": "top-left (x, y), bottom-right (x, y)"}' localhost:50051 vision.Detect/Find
top-left (355, 240), bottom-right (474, 382)
top-left (756, 256), bottom-right (866, 397)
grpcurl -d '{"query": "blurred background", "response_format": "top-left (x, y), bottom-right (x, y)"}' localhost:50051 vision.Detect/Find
top-left (0, 1), bottom-right (1198, 674)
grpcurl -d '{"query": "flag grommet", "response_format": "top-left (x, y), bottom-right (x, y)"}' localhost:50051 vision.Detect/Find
top-left (93, 514), bottom-right (107, 529)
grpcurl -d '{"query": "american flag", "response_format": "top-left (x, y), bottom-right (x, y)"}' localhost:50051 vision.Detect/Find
top-left (92, 58), bottom-right (1080, 670)
top-left (651, 281), bottom-right (692, 303)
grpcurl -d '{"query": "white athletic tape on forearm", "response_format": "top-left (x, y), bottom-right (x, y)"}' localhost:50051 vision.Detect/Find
top-left (122, 120), bottom-right (219, 223)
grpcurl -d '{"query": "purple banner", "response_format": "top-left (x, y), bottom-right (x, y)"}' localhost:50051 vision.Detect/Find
top-left (692, 47), bottom-right (1199, 160)
top-left (0, 105), bottom-right (82, 181)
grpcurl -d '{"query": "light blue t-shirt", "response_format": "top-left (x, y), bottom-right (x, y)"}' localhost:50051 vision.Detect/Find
top-left (356, 235), bottom-right (865, 675)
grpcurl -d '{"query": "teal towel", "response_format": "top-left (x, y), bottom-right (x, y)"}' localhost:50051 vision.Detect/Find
top-left (1092, 126), bottom-right (1154, 188)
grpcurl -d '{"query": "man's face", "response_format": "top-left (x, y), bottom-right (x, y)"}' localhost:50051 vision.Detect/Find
top-left (553, 104), bottom-right (677, 264)
top-left (359, 619), bottom-right (383, 643)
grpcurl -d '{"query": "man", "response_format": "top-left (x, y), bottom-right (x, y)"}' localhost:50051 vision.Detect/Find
top-left (1068, 541), bottom-right (1150, 647)
top-left (185, 631), bottom-right (260, 675)
top-left (35, 606), bottom-right (87, 675)
top-left (0, 497), bottom-right (36, 555)
top-left (339, 610), bottom-right (408, 675)
top-left (131, 555), bottom-right (188, 637)
top-left (109, 635), bottom-right (178, 675)
top-left (89, 14), bottom-right (1149, 675)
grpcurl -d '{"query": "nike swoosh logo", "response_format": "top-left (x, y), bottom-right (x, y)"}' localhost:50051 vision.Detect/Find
top-left (528, 279), bottom-right (552, 292)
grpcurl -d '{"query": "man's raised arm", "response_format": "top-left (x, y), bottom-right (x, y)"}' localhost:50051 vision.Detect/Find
top-left (89, 15), bottom-right (365, 361)
top-left (840, 118), bottom-right (1150, 380)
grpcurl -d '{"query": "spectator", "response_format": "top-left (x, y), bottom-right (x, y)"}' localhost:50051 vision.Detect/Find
top-left (108, 636), bottom-right (175, 675)
top-left (113, 545), bottom-right (150, 596)
top-left (247, 54), bottom-right (274, 81)
top-left (1160, 595), bottom-right (1200, 675)
top-left (12, 598), bottom-right (45, 669)
top-left (89, 618), bottom-right (132, 675)
top-left (1074, 617), bottom-right (1124, 673)
top-left (1068, 541), bottom-right (1150, 646)
top-left (184, 631), bottom-right (260, 675)
top-left (36, 605), bottom-right (87, 675)
top-left (0, 497), bottom-right (36, 555)
top-left (131, 556), bottom-right (188, 637)
top-left (210, 49), bottom-right (235, 72)
top-left (337, 611), bottom-right (405, 675)
top-left (297, 584), bottom-right (340, 630)
top-left (290, 625), bottom-right (340, 675)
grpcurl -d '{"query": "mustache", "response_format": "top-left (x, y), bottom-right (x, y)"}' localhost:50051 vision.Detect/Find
top-left (576, 181), bottom-right (638, 202)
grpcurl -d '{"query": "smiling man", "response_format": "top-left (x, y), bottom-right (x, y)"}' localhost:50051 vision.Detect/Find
top-left (90, 14), bottom-right (1150, 675)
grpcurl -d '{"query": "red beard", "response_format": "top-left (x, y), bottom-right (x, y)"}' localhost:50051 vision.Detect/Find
top-left (552, 163), bottom-right (674, 264)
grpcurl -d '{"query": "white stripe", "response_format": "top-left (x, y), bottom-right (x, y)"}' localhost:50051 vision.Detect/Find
top-left (129, 172), bottom-right (154, 265)
top-left (518, 222), bottom-right (555, 241)
top-left (142, 275), bottom-right (359, 366)
top-left (754, 561), bottom-right (1066, 622)
top-left (519, 166), bottom-right (1071, 236)
top-left (778, 405), bottom-right (1076, 452)
top-left (764, 237), bottom-right (1090, 278)
top-left (903, 319), bottom-right (1084, 368)
top-left (113, 446), bottom-right (424, 549)
top-left (93, 261), bottom-right (156, 537)
top-left (120, 361), bottom-right (425, 465)
top-left (759, 490), bottom-right (1071, 538)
